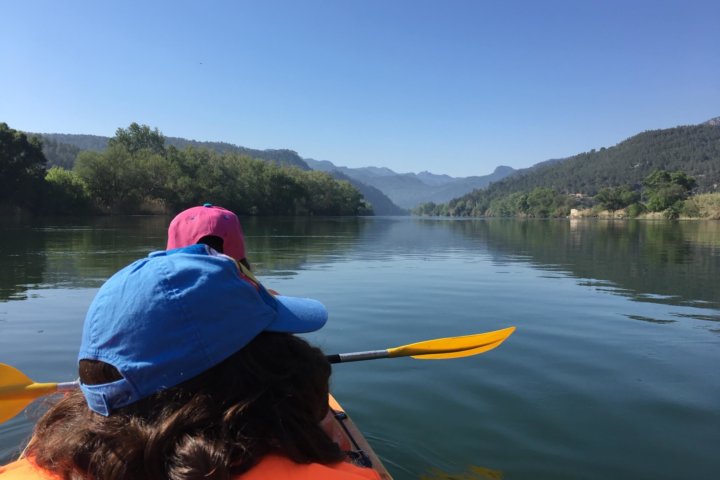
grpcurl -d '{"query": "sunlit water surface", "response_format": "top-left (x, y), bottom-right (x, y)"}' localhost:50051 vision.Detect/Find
top-left (1, 216), bottom-right (718, 480)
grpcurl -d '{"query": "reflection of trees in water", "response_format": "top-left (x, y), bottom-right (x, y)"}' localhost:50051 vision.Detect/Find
top-left (1, 216), bottom-right (171, 300)
top-left (41, 216), bottom-right (171, 286)
top-left (0, 222), bottom-right (47, 301)
top-left (446, 219), bottom-right (720, 309)
top-left (0, 217), bottom-right (368, 298)
top-left (4, 216), bottom-right (718, 311)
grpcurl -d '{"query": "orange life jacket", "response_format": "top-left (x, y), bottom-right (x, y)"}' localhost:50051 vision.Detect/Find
top-left (0, 454), bottom-right (381, 480)
top-left (0, 459), bottom-right (61, 480)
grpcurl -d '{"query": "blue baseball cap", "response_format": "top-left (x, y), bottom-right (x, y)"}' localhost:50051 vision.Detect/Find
top-left (78, 244), bottom-right (328, 415)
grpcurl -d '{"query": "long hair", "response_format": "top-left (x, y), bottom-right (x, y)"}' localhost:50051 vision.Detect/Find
top-left (26, 333), bottom-right (343, 479)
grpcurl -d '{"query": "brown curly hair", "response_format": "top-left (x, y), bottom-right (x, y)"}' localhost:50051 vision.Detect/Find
top-left (25, 332), bottom-right (344, 479)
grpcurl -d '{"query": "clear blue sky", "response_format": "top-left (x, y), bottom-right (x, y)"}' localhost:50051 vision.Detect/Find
top-left (1, 0), bottom-right (718, 177)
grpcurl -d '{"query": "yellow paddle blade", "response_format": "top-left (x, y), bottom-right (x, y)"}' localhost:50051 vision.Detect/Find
top-left (410, 340), bottom-right (507, 359)
top-left (1, 362), bottom-right (34, 387)
top-left (387, 327), bottom-right (516, 359)
top-left (0, 399), bottom-right (31, 424)
top-left (0, 363), bottom-right (60, 423)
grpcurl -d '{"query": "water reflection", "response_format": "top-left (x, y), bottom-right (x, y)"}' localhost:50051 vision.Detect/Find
top-left (0, 223), bottom-right (46, 301)
top-left (2, 216), bottom-right (719, 479)
top-left (0, 216), bottom-right (171, 301)
top-left (240, 216), bottom-right (368, 274)
top-left (2, 217), bottom-right (718, 311)
top-left (443, 219), bottom-right (720, 309)
top-left (0, 216), bottom-right (371, 300)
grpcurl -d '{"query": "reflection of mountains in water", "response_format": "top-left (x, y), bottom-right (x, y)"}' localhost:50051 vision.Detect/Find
top-left (247, 217), bottom-right (484, 271)
top-left (443, 219), bottom-right (720, 310)
top-left (241, 217), bottom-right (367, 275)
top-left (252, 218), bottom-right (720, 313)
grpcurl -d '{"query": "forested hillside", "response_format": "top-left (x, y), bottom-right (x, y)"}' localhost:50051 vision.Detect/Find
top-left (418, 122), bottom-right (720, 217)
top-left (36, 130), bottom-right (406, 215)
top-left (328, 171), bottom-right (408, 215)
top-left (38, 133), bottom-right (311, 170)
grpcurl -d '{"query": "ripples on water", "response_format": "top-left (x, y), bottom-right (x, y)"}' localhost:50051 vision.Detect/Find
top-left (1, 217), bottom-right (719, 480)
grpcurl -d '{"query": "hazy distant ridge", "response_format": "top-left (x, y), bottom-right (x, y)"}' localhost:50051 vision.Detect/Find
top-left (303, 158), bottom-right (515, 208)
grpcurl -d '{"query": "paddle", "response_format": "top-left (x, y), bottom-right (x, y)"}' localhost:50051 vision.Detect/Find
top-left (326, 326), bottom-right (515, 363)
top-left (0, 364), bottom-right (78, 424)
top-left (0, 327), bottom-right (515, 423)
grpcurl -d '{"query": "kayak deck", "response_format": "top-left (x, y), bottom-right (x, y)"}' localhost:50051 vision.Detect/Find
top-left (329, 395), bottom-right (393, 480)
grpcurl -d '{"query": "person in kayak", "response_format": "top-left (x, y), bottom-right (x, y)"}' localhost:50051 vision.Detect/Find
top-left (167, 203), bottom-right (279, 294)
top-left (166, 203), bottom-right (353, 445)
top-left (167, 203), bottom-right (254, 273)
top-left (0, 245), bottom-right (380, 480)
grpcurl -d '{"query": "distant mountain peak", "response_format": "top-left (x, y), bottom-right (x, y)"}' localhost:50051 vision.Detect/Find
top-left (417, 169), bottom-right (451, 177)
top-left (705, 117), bottom-right (720, 126)
top-left (493, 165), bottom-right (515, 175)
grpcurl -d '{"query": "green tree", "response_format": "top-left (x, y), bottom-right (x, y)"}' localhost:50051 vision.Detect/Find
top-left (526, 187), bottom-right (558, 217)
top-left (43, 167), bottom-right (92, 214)
top-left (487, 192), bottom-right (528, 216)
top-left (414, 202), bottom-right (437, 216)
top-left (642, 170), bottom-right (696, 212)
top-left (595, 186), bottom-right (640, 211)
top-left (108, 122), bottom-right (166, 156)
top-left (133, 150), bottom-right (180, 204)
top-left (298, 170), bottom-right (369, 215)
top-left (74, 146), bottom-right (143, 212)
top-left (0, 122), bottom-right (47, 207)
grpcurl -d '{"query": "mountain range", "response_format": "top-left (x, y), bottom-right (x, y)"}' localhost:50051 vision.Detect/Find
top-left (34, 116), bottom-right (719, 216)
top-left (303, 159), bottom-right (515, 210)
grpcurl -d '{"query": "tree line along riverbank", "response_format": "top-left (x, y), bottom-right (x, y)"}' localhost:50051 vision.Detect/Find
top-left (1, 122), bottom-right (372, 217)
top-left (415, 170), bottom-right (720, 220)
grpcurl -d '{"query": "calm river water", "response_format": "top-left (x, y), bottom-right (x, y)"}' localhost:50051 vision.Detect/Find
top-left (1, 216), bottom-right (719, 480)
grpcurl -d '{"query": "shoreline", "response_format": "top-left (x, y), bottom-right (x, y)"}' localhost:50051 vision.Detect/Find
top-left (569, 208), bottom-right (719, 221)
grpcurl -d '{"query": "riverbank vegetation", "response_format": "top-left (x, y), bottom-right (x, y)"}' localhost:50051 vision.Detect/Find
top-left (1, 122), bottom-right (372, 216)
top-left (415, 169), bottom-right (720, 219)
top-left (415, 122), bottom-right (720, 219)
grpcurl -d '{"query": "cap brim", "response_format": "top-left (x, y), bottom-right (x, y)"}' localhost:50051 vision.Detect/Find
top-left (265, 295), bottom-right (328, 333)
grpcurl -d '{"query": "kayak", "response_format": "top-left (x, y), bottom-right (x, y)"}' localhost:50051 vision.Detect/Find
top-left (329, 395), bottom-right (393, 480)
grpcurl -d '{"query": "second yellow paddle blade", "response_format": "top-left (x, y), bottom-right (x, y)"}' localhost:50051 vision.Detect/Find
top-left (388, 327), bottom-right (516, 359)
top-left (0, 399), bottom-right (31, 424)
top-left (0, 363), bottom-right (63, 424)
top-left (0, 363), bottom-right (37, 423)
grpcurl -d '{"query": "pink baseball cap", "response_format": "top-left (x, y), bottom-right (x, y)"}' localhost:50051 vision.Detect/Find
top-left (167, 204), bottom-right (246, 261)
